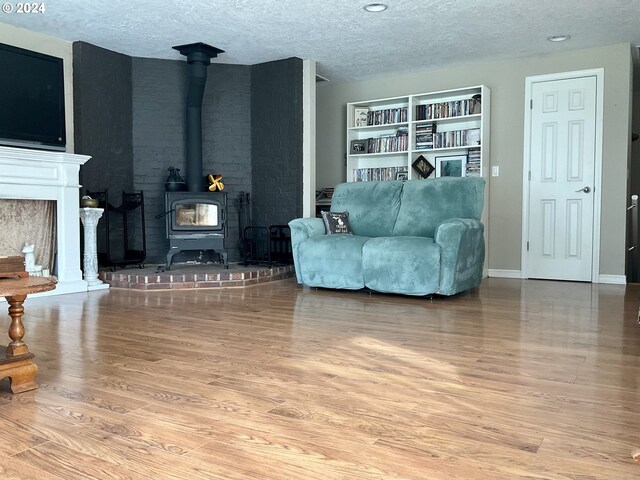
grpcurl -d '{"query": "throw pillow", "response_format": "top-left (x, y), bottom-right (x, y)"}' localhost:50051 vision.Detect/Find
top-left (321, 211), bottom-right (353, 235)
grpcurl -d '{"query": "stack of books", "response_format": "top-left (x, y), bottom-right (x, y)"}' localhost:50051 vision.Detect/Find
top-left (315, 187), bottom-right (335, 201)
top-left (415, 124), bottom-right (436, 150)
top-left (466, 148), bottom-right (481, 176)
top-left (0, 256), bottom-right (27, 279)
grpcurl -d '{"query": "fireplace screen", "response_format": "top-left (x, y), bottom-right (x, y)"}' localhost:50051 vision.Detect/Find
top-left (175, 203), bottom-right (218, 227)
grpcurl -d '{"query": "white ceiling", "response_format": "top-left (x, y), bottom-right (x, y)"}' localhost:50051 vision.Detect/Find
top-left (2, 0), bottom-right (640, 84)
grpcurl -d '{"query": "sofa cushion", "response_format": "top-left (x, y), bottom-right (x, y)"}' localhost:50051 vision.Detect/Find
top-left (362, 236), bottom-right (440, 295)
top-left (393, 177), bottom-right (485, 237)
top-left (330, 180), bottom-right (403, 238)
top-left (298, 235), bottom-right (369, 289)
top-left (321, 211), bottom-right (352, 234)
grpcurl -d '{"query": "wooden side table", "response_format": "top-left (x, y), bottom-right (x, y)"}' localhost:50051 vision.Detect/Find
top-left (0, 276), bottom-right (56, 393)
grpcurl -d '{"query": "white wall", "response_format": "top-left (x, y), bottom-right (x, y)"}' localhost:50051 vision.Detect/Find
top-left (0, 22), bottom-right (74, 152)
top-left (316, 43), bottom-right (632, 277)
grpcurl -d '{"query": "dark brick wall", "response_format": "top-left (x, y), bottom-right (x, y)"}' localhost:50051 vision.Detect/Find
top-left (202, 64), bottom-right (253, 262)
top-left (73, 41), bottom-right (133, 261)
top-left (131, 58), bottom-right (252, 263)
top-left (250, 58), bottom-right (304, 227)
top-left (73, 42), bottom-right (133, 196)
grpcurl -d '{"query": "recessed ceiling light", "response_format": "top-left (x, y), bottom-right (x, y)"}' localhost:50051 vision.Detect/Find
top-left (547, 35), bottom-right (571, 42)
top-left (364, 3), bottom-right (388, 12)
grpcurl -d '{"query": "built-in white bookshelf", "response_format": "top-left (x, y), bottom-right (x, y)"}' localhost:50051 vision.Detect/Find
top-left (346, 86), bottom-right (490, 182)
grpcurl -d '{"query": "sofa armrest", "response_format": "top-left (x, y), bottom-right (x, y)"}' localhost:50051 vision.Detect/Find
top-left (434, 218), bottom-right (485, 295)
top-left (288, 218), bottom-right (326, 283)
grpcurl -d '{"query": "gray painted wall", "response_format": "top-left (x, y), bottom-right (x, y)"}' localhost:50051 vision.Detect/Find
top-left (316, 43), bottom-right (632, 277)
top-left (73, 41), bottom-right (134, 261)
top-left (74, 41), bottom-right (133, 198)
top-left (251, 58), bottom-right (304, 227)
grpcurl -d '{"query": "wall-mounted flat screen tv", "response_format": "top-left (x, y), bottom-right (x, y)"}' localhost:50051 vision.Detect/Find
top-left (0, 42), bottom-right (66, 151)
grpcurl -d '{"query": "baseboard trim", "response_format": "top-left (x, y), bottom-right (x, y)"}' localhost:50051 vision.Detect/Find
top-left (597, 274), bottom-right (626, 285)
top-left (488, 269), bottom-right (523, 279)
top-left (487, 270), bottom-right (626, 284)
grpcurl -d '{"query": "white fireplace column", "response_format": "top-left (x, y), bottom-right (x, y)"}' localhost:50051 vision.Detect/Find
top-left (79, 207), bottom-right (109, 291)
top-left (0, 145), bottom-right (91, 296)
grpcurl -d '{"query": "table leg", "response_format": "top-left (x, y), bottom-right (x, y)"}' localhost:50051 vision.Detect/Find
top-left (1, 294), bottom-right (37, 393)
top-left (5, 294), bottom-right (29, 357)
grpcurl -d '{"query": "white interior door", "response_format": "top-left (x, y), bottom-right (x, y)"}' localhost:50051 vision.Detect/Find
top-left (526, 75), bottom-right (597, 281)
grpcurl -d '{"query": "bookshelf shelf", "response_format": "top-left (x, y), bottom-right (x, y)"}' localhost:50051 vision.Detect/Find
top-left (350, 151), bottom-right (409, 158)
top-left (411, 113), bottom-right (481, 124)
top-left (348, 121), bottom-right (408, 131)
top-left (412, 145), bottom-right (482, 154)
top-left (346, 85), bottom-right (490, 182)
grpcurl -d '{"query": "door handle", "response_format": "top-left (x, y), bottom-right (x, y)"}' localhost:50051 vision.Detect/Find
top-left (575, 186), bottom-right (591, 194)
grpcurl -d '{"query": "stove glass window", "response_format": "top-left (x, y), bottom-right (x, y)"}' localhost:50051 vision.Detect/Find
top-left (175, 203), bottom-right (219, 226)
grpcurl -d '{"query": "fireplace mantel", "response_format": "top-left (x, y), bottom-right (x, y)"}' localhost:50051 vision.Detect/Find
top-left (0, 145), bottom-right (91, 296)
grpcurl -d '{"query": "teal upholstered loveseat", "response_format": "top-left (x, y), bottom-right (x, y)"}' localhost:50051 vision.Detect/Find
top-left (289, 177), bottom-right (485, 296)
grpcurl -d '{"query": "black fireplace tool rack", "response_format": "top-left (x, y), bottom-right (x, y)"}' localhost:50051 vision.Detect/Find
top-left (84, 190), bottom-right (146, 270)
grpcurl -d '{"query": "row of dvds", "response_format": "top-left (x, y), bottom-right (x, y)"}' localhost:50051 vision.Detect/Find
top-left (433, 128), bottom-right (480, 149)
top-left (352, 167), bottom-right (408, 182)
top-left (354, 106), bottom-right (409, 127)
top-left (355, 128), bottom-right (408, 154)
top-left (415, 97), bottom-right (480, 121)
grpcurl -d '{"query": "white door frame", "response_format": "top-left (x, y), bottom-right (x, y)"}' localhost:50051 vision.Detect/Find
top-left (521, 68), bottom-right (604, 282)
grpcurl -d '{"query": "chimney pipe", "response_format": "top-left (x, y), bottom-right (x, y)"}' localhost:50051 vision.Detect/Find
top-left (172, 42), bottom-right (224, 192)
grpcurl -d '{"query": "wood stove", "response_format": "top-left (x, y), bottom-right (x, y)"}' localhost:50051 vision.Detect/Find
top-left (163, 42), bottom-right (228, 271)
top-left (165, 191), bottom-right (227, 269)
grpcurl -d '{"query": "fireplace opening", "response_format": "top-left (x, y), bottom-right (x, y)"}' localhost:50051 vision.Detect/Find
top-left (0, 199), bottom-right (56, 274)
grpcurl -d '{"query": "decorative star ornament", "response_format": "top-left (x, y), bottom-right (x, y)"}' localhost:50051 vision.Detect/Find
top-left (207, 174), bottom-right (224, 191)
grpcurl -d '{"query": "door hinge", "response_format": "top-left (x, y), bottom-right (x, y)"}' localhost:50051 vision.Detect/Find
top-left (528, 171), bottom-right (531, 181)
top-left (527, 241), bottom-right (529, 251)
top-left (530, 99), bottom-right (533, 109)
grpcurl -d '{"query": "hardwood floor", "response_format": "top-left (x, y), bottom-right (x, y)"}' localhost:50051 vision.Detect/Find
top-left (0, 277), bottom-right (639, 479)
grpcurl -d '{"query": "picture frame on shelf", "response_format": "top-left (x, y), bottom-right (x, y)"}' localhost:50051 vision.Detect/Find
top-left (350, 139), bottom-right (368, 154)
top-left (354, 107), bottom-right (369, 127)
top-left (436, 154), bottom-right (467, 178)
top-left (395, 171), bottom-right (408, 181)
top-left (411, 155), bottom-right (435, 179)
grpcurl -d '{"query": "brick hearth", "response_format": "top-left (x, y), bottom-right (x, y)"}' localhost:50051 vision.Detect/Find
top-left (100, 264), bottom-right (294, 290)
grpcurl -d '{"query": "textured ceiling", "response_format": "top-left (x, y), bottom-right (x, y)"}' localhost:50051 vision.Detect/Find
top-left (1, 0), bottom-right (639, 83)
